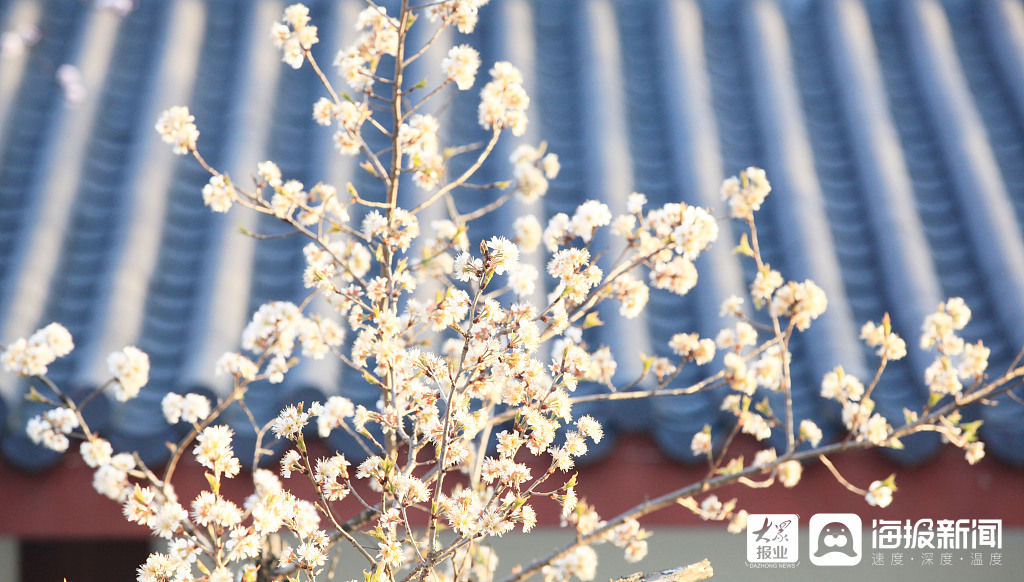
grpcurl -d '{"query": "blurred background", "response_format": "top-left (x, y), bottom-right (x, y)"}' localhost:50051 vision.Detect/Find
top-left (1, 0), bottom-right (1023, 580)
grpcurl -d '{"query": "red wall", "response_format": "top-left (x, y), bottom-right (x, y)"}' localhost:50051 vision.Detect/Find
top-left (1, 434), bottom-right (1020, 539)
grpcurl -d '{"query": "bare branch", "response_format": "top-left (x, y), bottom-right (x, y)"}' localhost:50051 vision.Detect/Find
top-left (613, 561), bottom-right (714, 582)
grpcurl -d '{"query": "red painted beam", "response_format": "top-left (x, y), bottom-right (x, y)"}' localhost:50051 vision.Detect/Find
top-left (1, 434), bottom-right (1020, 539)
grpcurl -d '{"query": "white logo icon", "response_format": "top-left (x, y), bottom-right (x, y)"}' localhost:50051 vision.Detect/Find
top-left (746, 514), bottom-right (799, 563)
top-left (809, 513), bottom-right (862, 566)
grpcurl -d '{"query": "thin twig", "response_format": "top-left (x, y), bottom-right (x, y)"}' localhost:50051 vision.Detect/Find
top-left (410, 128), bottom-right (501, 215)
top-left (817, 454), bottom-right (867, 495)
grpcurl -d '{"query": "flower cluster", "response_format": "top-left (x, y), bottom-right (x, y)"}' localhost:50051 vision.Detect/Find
top-left (427, 0), bottom-right (491, 34)
top-left (479, 62), bottom-right (529, 135)
top-left (669, 332), bottom-right (716, 365)
top-left (777, 460), bottom-right (803, 488)
top-left (362, 207), bottom-right (420, 254)
top-left (334, 5), bottom-right (399, 91)
top-left (543, 546), bottom-right (597, 582)
top-left (690, 425), bottom-right (712, 457)
top-left (272, 3), bottom-right (319, 69)
top-left (1, 322), bottom-right (73, 376)
top-left (80, 436), bottom-right (113, 468)
top-left (865, 476), bottom-right (896, 508)
top-left (511, 144), bottom-right (560, 202)
top-left (443, 44), bottom-right (481, 90)
top-left (920, 298), bottom-right (989, 396)
top-left (720, 166), bottom-right (772, 220)
top-left (122, 484), bottom-right (189, 540)
top-left (303, 236), bottom-right (370, 290)
top-left (769, 279), bottom-right (827, 332)
top-left (154, 106), bottom-right (198, 155)
top-left (161, 392), bottom-right (211, 425)
top-left (201, 174), bottom-right (235, 213)
top-left (323, 99), bottom-right (372, 156)
top-left (799, 418), bottom-right (823, 447)
top-left (107, 346), bottom-right (150, 401)
top-left (194, 425), bottom-right (240, 479)
top-left (750, 266), bottom-right (783, 308)
top-left (26, 407), bottom-right (78, 453)
top-left (244, 163), bottom-right (347, 228)
top-left (860, 315), bottom-right (908, 361)
top-left (399, 113), bottom-right (444, 189)
top-left (609, 274), bottom-right (648, 318)
top-left (232, 300), bottom-right (344, 384)
top-left (820, 364), bottom-right (892, 446)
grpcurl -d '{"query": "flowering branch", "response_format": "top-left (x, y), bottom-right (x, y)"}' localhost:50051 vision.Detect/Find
top-left (4, 3), bottom-right (1020, 582)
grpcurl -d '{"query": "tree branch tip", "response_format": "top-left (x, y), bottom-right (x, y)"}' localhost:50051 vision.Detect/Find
top-left (612, 560), bottom-right (713, 582)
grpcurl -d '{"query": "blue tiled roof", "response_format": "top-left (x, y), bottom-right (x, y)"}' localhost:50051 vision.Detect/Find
top-left (2, 0), bottom-right (1024, 471)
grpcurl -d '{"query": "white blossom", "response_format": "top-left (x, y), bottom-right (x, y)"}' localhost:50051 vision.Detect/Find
top-left (544, 545), bottom-right (597, 582)
top-left (728, 510), bottom-right (749, 534)
top-left (443, 44), bottom-right (480, 90)
top-left (627, 192), bottom-right (647, 214)
top-left (479, 62), bottom-right (529, 136)
top-left (107, 346), bottom-right (149, 401)
top-left (770, 279), bottom-right (827, 331)
top-left (721, 166), bottom-right (771, 220)
top-left (485, 235), bottom-right (519, 275)
top-left (777, 460), bottom-right (802, 488)
top-left (569, 200), bottom-right (612, 243)
top-left (162, 392), bottom-right (211, 425)
top-left (273, 3), bottom-right (318, 69)
top-left (272, 404), bottom-right (310, 441)
top-left (241, 301), bottom-right (304, 357)
top-left (800, 419), bottom-right (823, 447)
top-left (821, 366), bottom-right (864, 402)
top-left (26, 407), bottom-right (80, 453)
top-left (690, 427), bottom-right (712, 457)
top-left (865, 480), bottom-right (894, 508)
top-left (453, 252), bottom-right (482, 282)
top-left (965, 441), bottom-right (985, 465)
top-left (80, 437), bottom-right (113, 468)
top-left (2, 322), bottom-right (74, 376)
top-left (194, 425), bottom-right (240, 478)
top-left (314, 396), bottom-right (355, 437)
top-left (611, 275), bottom-right (648, 319)
top-left (959, 341), bottom-right (990, 379)
top-left (509, 264), bottom-right (538, 297)
top-left (215, 352), bottom-right (258, 381)
top-left (137, 552), bottom-right (188, 582)
top-left (93, 453), bottom-right (135, 500)
top-left (861, 320), bottom-right (908, 360)
top-left (201, 174), bottom-right (235, 212)
top-left (155, 106), bottom-right (198, 155)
